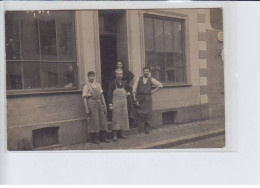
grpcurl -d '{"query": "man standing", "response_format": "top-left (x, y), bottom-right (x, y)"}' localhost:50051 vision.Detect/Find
top-left (132, 67), bottom-right (163, 134)
top-left (107, 61), bottom-right (134, 122)
top-left (107, 69), bottom-right (132, 141)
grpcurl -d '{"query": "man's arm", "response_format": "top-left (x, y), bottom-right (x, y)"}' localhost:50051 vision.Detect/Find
top-left (83, 97), bottom-right (89, 114)
top-left (151, 78), bottom-right (163, 94)
top-left (124, 70), bottom-right (134, 84)
top-left (132, 77), bottom-right (139, 101)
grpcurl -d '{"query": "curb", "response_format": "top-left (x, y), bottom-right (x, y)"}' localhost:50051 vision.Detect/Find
top-left (132, 129), bottom-right (225, 149)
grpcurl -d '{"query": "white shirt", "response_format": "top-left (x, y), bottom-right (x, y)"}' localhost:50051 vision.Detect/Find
top-left (132, 77), bottom-right (163, 93)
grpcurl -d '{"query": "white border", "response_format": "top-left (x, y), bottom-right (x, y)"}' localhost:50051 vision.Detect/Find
top-left (2, 2), bottom-right (234, 153)
top-left (0, 1), bottom-right (245, 184)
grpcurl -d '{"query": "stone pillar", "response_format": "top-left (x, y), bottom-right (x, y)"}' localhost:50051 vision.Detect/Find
top-left (75, 10), bottom-right (101, 88)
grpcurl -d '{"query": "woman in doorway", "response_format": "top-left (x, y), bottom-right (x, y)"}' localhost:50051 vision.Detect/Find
top-left (82, 71), bottom-right (110, 144)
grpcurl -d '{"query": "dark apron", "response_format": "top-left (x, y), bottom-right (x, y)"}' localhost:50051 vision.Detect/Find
top-left (133, 77), bottom-right (152, 123)
top-left (112, 84), bottom-right (129, 130)
top-left (87, 87), bottom-right (108, 133)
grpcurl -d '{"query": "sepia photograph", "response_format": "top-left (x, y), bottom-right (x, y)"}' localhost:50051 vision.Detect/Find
top-left (5, 8), bottom-right (225, 151)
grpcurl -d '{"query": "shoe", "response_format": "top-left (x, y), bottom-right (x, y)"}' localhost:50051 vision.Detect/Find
top-left (92, 139), bottom-right (100, 144)
top-left (100, 130), bottom-right (111, 143)
top-left (118, 129), bottom-right (127, 139)
top-left (144, 123), bottom-right (150, 134)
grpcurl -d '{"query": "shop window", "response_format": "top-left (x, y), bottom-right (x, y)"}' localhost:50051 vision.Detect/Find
top-left (144, 14), bottom-right (186, 84)
top-left (5, 11), bottom-right (77, 92)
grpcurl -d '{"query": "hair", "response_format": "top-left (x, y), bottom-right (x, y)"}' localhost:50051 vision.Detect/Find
top-left (87, 71), bottom-right (95, 77)
top-left (117, 61), bottom-right (123, 66)
top-left (115, 68), bottom-right (123, 74)
top-left (143, 66), bottom-right (150, 71)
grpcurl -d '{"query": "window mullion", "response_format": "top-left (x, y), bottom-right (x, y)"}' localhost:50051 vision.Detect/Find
top-left (163, 20), bottom-right (167, 83)
top-left (37, 12), bottom-right (43, 89)
top-left (18, 14), bottom-right (25, 89)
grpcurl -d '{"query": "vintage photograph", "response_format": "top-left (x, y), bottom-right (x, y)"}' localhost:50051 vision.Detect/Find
top-left (5, 8), bottom-right (225, 151)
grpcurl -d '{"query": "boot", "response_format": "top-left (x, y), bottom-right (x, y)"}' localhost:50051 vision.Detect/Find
top-left (112, 130), bottom-right (117, 142)
top-left (118, 129), bottom-right (127, 139)
top-left (90, 133), bottom-right (100, 144)
top-left (100, 130), bottom-right (110, 143)
top-left (144, 123), bottom-right (150, 134)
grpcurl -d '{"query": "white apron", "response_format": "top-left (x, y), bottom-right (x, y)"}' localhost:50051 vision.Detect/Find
top-left (112, 85), bottom-right (129, 130)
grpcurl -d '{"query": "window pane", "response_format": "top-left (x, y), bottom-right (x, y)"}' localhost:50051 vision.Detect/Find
top-left (20, 12), bottom-right (40, 60)
top-left (23, 62), bottom-right (41, 89)
top-left (144, 17), bottom-right (154, 51)
top-left (41, 63), bottom-right (59, 88)
top-left (164, 20), bottom-right (174, 52)
top-left (173, 21), bottom-right (183, 53)
top-left (154, 19), bottom-right (164, 52)
top-left (166, 52), bottom-right (174, 69)
top-left (145, 51), bottom-right (154, 68)
top-left (6, 62), bottom-right (22, 90)
top-left (175, 69), bottom-right (185, 83)
top-left (175, 52), bottom-right (184, 68)
top-left (39, 11), bottom-right (57, 60)
top-left (56, 11), bottom-right (75, 61)
top-left (59, 63), bottom-right (76, 88)
top-left (5, 12), bottom-right (21, 60)
top-left (167, 70), bottom-right (175, 83)
top-left (144, 15), bottom-right (185, 84)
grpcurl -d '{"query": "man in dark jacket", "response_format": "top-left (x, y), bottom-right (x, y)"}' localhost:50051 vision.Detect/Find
top-left (107, 69), bottom-right (132, 141)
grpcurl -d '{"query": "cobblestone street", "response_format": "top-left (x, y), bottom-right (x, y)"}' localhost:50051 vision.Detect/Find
top-left (38, 118), bottom-right (225, 150)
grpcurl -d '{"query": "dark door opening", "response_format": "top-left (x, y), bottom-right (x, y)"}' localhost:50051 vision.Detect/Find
top-left (100, 35), bottom-right (117, 108)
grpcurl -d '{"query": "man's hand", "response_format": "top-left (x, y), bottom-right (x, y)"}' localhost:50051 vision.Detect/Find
top-left (103, 105), bottom-right (107, 114)
top-left (109, 104), bottom-right (113, 111)
top-left (86, 108), bottom-right (90, 115)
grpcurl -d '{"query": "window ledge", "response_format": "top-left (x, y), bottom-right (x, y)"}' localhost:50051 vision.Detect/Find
top-left (7, 89), bottom-right (82, 98)
top-left (161, 83), bottom-right (192, 88)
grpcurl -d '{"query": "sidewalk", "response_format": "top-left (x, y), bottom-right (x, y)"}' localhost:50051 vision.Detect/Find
top-left (39, 118), bottom-right (225, 150)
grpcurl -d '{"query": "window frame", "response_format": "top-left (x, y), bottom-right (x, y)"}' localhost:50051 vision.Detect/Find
top-left (5, 11), bottom-right (78, 95)
top-left (142, 12), bottom-right (190, 87)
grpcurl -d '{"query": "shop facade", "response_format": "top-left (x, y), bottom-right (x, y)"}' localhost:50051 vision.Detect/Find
top-left (6, 9), bottom-right (224, 150)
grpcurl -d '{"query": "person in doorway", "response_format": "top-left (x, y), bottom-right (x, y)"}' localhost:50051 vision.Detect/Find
top-left (115, 61), bottom-right (134, 84)
top-left (107, 69), bottom-right (132, 141)
top-left (82, 71), bottom-right (110, 144)
top-left (132, 67), bottom-right (163, 134)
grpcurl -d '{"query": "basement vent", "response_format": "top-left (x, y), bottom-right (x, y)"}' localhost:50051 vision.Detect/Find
top-left (32, 127), bottom-right (59, 148)
top-left (162, 111), bottom-right (177, 125)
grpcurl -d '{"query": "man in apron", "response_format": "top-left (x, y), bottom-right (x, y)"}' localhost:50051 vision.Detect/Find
top-left (132, 67), bottom-right (163, 134)
top-left (107, 69), bottom-right (132, 141)
top-left (82, 71), bottom-right (110, 144)
top-left (110, 61), bottom-right (135, 128)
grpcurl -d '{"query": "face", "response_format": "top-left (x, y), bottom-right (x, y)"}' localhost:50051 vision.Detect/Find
top-left (88, 74), bottom-right (95, 82)
top-left (115, 71), bottom-right (123, 80)
top-left (117, 62), bottom-right (123, 69)
top-left (143, 69), bottom-right (150, 77)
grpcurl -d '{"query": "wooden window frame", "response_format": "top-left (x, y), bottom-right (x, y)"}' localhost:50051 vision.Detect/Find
top-left (142, 12), bottom-right (190, 87)
top-left (5, 11), bottom-right (78, 95)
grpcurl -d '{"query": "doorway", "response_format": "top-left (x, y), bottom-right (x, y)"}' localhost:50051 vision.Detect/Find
top-left (100, 35), bottom-right (117, 107)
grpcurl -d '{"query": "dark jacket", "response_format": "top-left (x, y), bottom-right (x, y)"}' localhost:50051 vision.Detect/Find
top-left (107, 79), bottom-right (132, 105)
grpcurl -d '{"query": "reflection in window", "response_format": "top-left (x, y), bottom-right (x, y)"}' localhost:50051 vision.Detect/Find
top-left (144, 15), bottom-right (186, 84)
top-left (6, 62), bottom-right (22, 90)
top-left (5, 11), bottom-right (76, 90)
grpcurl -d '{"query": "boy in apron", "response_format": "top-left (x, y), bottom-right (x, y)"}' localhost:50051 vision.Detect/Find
top-left (132, 67), bottom-right (163, 134)
top-left (107, 69), bottom-right (132, 141)
top-left (82, 71), bottom-right (110, 144)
